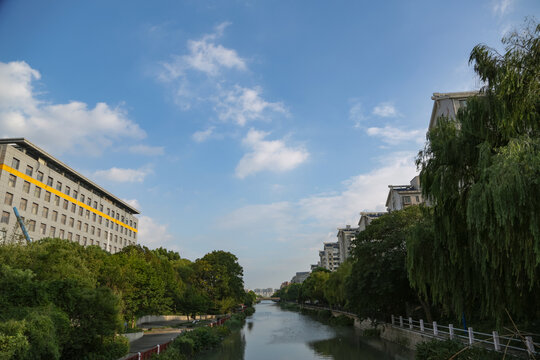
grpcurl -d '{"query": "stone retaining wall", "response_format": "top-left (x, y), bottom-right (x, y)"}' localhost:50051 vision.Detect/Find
top-left (121, 331), bottom-right (144, 343)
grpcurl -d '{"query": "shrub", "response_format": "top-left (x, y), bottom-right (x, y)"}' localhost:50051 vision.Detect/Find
top-left (362, 328), bottom-right (381, 337)
top-left (329, 315), bottom-right (354, 326)
top-left (244, 307), bottom-right (255, 316)
top-left (172, 336), bottom-right (195, 356)
top-left (415, 340), bottom-right (505, 360)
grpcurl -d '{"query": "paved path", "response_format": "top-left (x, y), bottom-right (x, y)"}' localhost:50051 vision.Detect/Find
top-left (128, 330), bottom-right (183, 354)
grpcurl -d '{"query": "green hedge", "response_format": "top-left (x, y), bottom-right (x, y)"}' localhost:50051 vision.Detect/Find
top-left (415, 340), bottom-right (505, 360)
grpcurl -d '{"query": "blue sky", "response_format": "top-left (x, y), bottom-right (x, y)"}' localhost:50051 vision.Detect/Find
top-left (0, 0), bottom-right (537, 289)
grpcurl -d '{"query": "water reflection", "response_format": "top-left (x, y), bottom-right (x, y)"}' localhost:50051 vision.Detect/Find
top-left (196, 301), bottom-right (414, 360)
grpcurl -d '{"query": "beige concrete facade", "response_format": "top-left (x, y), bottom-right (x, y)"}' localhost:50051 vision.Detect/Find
top-left (428, 91), bottom-right (479, 130)
top-left (337, 225), bottom-right (358, 263)
top-left (0, 138), bottom-right (139, 253)
top-left (385, 176), bottom-right (424, 212)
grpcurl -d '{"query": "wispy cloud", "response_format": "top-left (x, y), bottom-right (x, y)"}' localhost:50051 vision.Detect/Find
top-left (349, 99), bottom-right (366, 128)
top-left (366, 126), bottom-right (425, 145)
top-left (93, 166), bottom-right (153, 183)
top-left (372, 102), bottom-right (400, 117)
top-left (492, 0), bottom-right (515, 16)
top-left (192, 126), bottom-right (216, 142)
top-left (235, 129), bottom-right (309, 178)
top-left (215, 86), bottom-right (287, 126)
top-left (128, 144), bottom-right (165, 156)
top-left (161, 22), bottom-right (246, 80)
top-left (122, 198), bottom-right (141, 210)
top-left (0, 61), bottom-right (145, 156)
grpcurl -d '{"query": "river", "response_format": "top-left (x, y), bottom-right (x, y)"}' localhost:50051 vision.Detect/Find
top-left (196, 301), bottom-right (415, 360)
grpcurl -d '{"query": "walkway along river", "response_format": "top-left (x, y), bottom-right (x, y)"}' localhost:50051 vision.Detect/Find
top-left (195, 301), bottom-right (415, 360)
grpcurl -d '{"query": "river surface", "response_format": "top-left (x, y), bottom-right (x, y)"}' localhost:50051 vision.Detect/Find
top-left (196, 301), bottom-right (415, 360)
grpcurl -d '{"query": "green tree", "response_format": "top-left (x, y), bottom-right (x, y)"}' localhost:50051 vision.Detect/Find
top-left (300, 268), bottom-right (330, 304)
top-left (323, 261), bottom-right (352, 309)
top-left (347, 206), bottom-right (427, 321)
top-left (411, 21), bottom-right (540, 322)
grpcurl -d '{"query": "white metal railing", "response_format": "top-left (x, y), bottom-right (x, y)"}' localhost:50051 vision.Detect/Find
top-left (391, 315), bottom-right (539, 357)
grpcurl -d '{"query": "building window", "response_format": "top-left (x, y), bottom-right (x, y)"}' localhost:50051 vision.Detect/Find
top-left (49, 226), bottom-right (56, 237)
top-left (11, 158), bottom-right (20, 170)
top-left (20, 198), bottom-right (27, 211)
top-left (133, 222), bottom-right (137, 229)
top-left (115, 224), bottom-right (119, 231)
top-left (80, 194), bottom-right (85, 203)
top-left (54, 195), bottom-right (60, 206)
top-left (93, 201), bottom-right (97, 209)
top-left (85, 210), bottom-right (89, 219)
top-left (59, 229), bottom-right (64, 239)
top-left (107, 208), bottom-right (110, 215)
top-left (22, 181), bottom-right (30, 193)
top-left (97, 228), bottom-right (101, 237)
top-left (67, 232), bottom-right (72, 241)
top-left (69, 217), bottom-right (74, 227)
top-left (4, 192), bottom-right (13, 206)
top-left (91, 226), bottom-right (95, 235)
top-left (416, 196), bottom-right (420, 202)
top-left (92, 213), bottom-right (96, 222)
top-left (73, 190), bottom-right (78, 199)
top-left (8, 174), bottom-right (17, 188)
top-left (40, 223), bottom-right (46, 235)
top-left (98, 216), bottom-right (102, 224)
top-left (403, 196), bottom-right (411, 204)
top-left (77, 221), bottom-right (82, 230)
top-left (61, 214), bottom-right (67, 225)
top-left (28, 220), bottom-right (36, 232)
top-left (76, 234), bottom-right (80, 242)
top-left (99, 204), bottom-right (103, 212)
top-left (65, 186), bottom-right (70, 196)
top-left (34, 187), bottom-right (41, 198)
top-left (87, 198), bottom-right (91, 206)
top-left (42, 207), bottom-right (49, 219)
top-left (63, 199), bottom-right (68, 210)
top-left (31, 203), bottom-right (38, 215)
top-left (47, 177), bottom-right (53, 186)
top-left (37, 172), bottom-right (44, 182)
top-left (84, 223), bottom-right (88, 232)
top-left (1, 211), bottom-right (10, 224)
top-left (111, 210), bottom-right (115, 218)
top-left (104, 231), bottom-right (108, 239)
top-left (52, 211), bottom-right (58, 222)
top-left (56, 182), bottom-right (62, 191)
top-left (25, 166), bottom-right (33, 177)
top-left (78, 207), bottom-right (83, 216)
top-left (71, 203), bottom-right (76, 213)
top-left (105, 219), bottom-right (109, 227)
top-left (44, 191), bottom-right (51, 202)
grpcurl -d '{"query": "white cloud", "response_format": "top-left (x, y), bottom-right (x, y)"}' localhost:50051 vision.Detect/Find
top-left (137, 215), bottom-right (175, 248)
top-left (220, 151), bottom-right (418, 238)
top-left (192, 126), bottom-right (215, 142)
top-left (235, 129), bottom-right (309, 178)
top-left (372, 102), bottom-right (400, 118)
top-left (93, 166), bottom-right (152, 183)
top-left (122, 198), bottom-right (141, 210)
top-left (349, 99), bottom-right (366, 128)
top-left (161, 22), bottom-right (246, 79)
top-left (128, 145), bottom-right (165, 156)
top-left (492, 0), bottom-right (515, 16)
top-left (215, 86), bottom-right (287, 126)
top-left (366, 125), bottom-right (425, 145)
top-left (0, 61), bottom-right (145, 156)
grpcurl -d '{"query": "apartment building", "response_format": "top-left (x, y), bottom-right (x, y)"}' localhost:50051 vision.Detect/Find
top-left (337, 224), bottom-right (358, 263)
top-left (0, 138), bottom-right (139, 253)
top-left (358, 212), bottom-right (386, 232)
top-left (385, 176), bottom-right (425, 212)
top-left (319, 242), bottom-right (341, 271)
top-left (429, 91), bottom-right (478, 130)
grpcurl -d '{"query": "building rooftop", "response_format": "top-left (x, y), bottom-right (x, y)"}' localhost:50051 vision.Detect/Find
top-left (0, 138), bottom-right (140, 214)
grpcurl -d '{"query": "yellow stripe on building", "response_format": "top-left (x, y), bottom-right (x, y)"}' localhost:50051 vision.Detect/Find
top-left (0, 163), bottom-right (138, 233)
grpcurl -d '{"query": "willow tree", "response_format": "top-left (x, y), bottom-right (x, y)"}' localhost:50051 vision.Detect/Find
top-left (409, 20), bottom-right (540, 322)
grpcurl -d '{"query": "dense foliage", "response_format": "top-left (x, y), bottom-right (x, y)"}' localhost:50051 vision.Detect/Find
top-left (415, 340), bottom-right (505, 360)
top-left (411, 20), bottom-right (540, 322)
top-left (0, 239), bottom-right (247, 359)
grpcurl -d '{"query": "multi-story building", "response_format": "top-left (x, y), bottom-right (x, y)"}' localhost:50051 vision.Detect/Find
top-left (385, 176), bottom-right (424, 212)
top-left (0, 138), bottom-right (139, 253)
top-left (429, 91), bottom-right (478, 130)
top-left (291, 272), bottom-right (310, 284)
top-left (337, 224), bottom-right (358, 263)
top-left (358, 211), bottom-right (386, 232)
top-left (318, 242), bottom-right (341, 271)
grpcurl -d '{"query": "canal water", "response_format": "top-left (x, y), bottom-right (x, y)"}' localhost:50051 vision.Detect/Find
top-left (196, 301), bottom-right (414, 360)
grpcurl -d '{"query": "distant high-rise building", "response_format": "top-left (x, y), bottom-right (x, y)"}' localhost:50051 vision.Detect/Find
top-left (319, 242), bottom-right (340, 271)
top-left (337, 224), bottom-right (358, 263)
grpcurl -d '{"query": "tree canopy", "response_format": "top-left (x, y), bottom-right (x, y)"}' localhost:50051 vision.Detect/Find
top-left (411, 20), bottom-right (540, 322)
